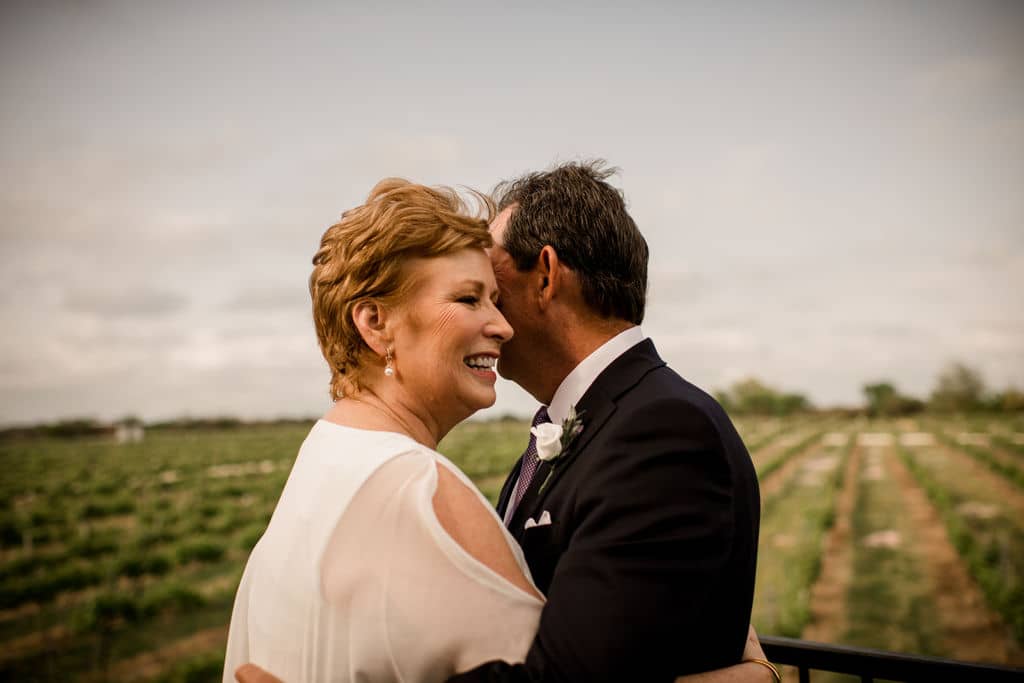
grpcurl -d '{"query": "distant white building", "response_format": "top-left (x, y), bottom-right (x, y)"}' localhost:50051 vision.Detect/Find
top-left (115, 420), bottom-right (145, 444)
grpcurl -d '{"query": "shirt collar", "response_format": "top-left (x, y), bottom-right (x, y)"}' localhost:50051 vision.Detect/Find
top-left (547, 326), bottom-right (646, 425)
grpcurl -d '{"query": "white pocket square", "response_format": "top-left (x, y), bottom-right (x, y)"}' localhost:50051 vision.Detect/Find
top-left (524, 510), bottom-right (552, 529)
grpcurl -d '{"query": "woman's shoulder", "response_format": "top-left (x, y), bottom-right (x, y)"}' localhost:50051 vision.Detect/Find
top-left (316, 430), bottom-right (542, 609)
top-left (428, 459), bottom-right (543, 601)
top-left (268, 422), bottom-right (434, 550)
top-left (300, 419), bottom-right (434, 472)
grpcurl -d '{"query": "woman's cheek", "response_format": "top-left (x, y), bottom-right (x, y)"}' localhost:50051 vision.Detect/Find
top-left (429, 306), bottom-right (458, 337)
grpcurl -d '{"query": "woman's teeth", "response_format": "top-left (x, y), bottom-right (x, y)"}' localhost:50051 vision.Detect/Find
top-left (464, 355), bottom-right (496, 370)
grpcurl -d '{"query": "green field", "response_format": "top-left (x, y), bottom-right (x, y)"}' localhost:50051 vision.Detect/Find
top-left (1, 416), bottom-right (1022, 681)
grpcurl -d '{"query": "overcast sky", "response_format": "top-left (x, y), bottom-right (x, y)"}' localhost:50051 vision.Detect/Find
top-left (1, 1), bottom-right (1022, 425)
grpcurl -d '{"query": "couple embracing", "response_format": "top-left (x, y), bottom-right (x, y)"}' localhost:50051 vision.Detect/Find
top-left (223, 162), bottom-right (774, 683)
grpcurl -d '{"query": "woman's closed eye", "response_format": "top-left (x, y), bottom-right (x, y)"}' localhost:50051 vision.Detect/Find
top-left (456, 295), bottom-right (479, 306)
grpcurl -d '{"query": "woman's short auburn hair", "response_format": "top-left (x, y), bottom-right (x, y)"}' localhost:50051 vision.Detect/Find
top-left (310, 178), bottom-right (495, 400)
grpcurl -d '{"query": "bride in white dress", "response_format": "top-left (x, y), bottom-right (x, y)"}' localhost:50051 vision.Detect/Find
top-left (223, 180), bottom-right (773, 683)
top-left (223, 179), bottom-right (542, 682)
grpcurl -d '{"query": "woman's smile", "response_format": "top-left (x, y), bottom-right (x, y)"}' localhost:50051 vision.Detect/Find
top-left (464, 353), bottom-right (499, 381)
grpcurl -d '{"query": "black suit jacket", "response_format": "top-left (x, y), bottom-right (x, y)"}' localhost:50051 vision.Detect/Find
top-left (449, 339), bottom-right (760, 682)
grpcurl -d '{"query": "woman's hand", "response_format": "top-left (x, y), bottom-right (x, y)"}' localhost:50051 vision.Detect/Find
top-left (742, 623), bottom-right (766, 661)
top-left (672, 625), bottom-right (775, 683)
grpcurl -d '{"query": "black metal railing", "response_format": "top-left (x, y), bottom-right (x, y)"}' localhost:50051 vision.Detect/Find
top-left (760, 636), bottom-right (1023, 682)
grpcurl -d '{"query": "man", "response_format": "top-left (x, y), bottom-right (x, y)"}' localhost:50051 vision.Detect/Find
top-left (448, 161), bottom-right (761, 681)
top-left (235, 162), bottom-right (767, 682)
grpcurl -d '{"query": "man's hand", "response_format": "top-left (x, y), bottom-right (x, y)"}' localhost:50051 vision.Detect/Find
top-left (235, 663), bottom-right (283, 683)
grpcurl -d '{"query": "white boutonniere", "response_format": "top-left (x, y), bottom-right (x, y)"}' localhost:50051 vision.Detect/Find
top-left (532, 422), bottom-right (564, 462)
top-left (536, 405), bottom-right (585, 493)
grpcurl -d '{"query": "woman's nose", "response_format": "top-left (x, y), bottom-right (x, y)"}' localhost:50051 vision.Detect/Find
top-left (488, 307), bottom-right (514, 343)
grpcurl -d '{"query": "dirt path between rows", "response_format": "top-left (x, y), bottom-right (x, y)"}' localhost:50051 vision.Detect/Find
top-left (0, 601), bottom-right (41, 624)
top-left (0, 568), bottom-right (238, 666)
top-left (991, 444), bottom-right (1024, 470)
top-left (758, 440), bottom-right (825, 502)
top-left (749, 430), bottom-right (815, 469)
top-left (801, 444), bottom-right (861, 645)
top-left (939, 444), bottom-right (1024, 523)
top-left (886, 446), bottom-right (1024, 665)
top-left (79, 625), bottom-right (228, 683)
top-left (0, 623), bottom-right (68, 667)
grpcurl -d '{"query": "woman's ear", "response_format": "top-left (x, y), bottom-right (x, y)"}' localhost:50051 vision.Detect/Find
top-left (351, 299), bottom-right (391, 356)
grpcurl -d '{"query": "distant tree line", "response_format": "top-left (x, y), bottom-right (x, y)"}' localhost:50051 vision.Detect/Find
top-left (1, 360), bottom-right (1020, 439)
top-left (0, 418), bottom-right (113, 441)
top-left (0, 415), bottom-right (315, 441)
top-left (862, 362), bottom-right (1024, 417)
top-left (146, 416), bottom-right (315, 431)
top-left (715, 378), bottom-right (811, 416)
top-left (716, 361), bottom-right (1023, 417)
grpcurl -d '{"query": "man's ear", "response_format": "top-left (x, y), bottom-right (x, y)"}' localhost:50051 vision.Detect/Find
top-left (351, 299), bottom-right (391, 356)
top-left (535, 245), bottom-right (563, 309)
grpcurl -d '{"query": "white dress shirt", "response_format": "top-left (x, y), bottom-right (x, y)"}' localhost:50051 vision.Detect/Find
top-left (504, 326), bottom-right (646, 525)
top-left (547, 326), bottom-right (646, 425)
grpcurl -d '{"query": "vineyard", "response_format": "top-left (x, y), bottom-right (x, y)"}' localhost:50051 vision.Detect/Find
top-left (1, 416), bottom-right (1022, 681)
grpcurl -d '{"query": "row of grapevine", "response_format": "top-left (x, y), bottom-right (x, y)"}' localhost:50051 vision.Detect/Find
top-left (2, 417), bottom-right (1022, 680)
top-left (0, 426), bottom-right (308, 682)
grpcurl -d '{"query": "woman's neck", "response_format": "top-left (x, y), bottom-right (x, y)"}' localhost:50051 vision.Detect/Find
top-left (330, 385), bottom-right (443, 449)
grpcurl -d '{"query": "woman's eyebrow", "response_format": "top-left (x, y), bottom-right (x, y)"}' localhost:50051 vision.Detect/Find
top-left (453, 279), bottom-right (485, 291)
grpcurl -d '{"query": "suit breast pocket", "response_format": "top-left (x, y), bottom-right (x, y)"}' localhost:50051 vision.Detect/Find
top-left (520, 524), bottom-right (561, 591)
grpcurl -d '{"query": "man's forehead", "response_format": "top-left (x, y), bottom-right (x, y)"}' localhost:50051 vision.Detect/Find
top-left (489, 205), bottom-right (516, 245)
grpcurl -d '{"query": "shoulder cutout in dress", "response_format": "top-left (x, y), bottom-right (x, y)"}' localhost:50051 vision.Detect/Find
top-left (431, 462), bottom-right (543, 600)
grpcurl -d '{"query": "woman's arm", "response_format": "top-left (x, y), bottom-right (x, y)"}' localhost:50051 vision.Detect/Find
top-left (674, 626), bottom-right (778, 683)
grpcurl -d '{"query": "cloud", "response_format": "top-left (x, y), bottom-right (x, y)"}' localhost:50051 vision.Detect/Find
top-left (221, 284), bottom-right (309, 313)
top-left (913, 55), bottom-right (1007, 104)
top-left (834, 322), bottom-right (923, 341)
top-left (0, 312), bottom-right (327, 424)
top-left (63, 285), bottom-right (187, 318)
top-left (2, 3), bottom-right (1023, 424)
top-left (648, 270), bottom-right (705, 307)
top-left (905, 54), bottom-right (1024, 157)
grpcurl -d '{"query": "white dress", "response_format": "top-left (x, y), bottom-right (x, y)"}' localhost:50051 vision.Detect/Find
top-left (223, 420), bottom-right (543, 682)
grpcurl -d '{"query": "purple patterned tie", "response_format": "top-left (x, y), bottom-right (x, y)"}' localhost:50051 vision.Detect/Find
top-left (505, 406), bottom-right (551, 524)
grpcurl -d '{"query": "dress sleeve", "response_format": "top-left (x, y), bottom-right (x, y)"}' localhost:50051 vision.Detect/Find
top-left (320, 450), bottom-right (543, 681)
top-left (222, 563), bottom-right (252, 683)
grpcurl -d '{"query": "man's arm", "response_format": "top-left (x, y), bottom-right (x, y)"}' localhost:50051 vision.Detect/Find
top-left (234, 630), bottom-right (773, 683)
top-left (451, 400), bottom-right (757, 682)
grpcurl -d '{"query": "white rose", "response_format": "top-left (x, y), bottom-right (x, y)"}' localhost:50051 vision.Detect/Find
top-left (531, 422), bottom-right (564, 461)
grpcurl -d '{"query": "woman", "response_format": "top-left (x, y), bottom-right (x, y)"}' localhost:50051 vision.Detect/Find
top-left (224, 180), bottom-right (776, 682)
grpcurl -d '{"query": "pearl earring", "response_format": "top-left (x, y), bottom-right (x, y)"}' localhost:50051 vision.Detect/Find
top-left (384, 347), bottom-right (394, 377)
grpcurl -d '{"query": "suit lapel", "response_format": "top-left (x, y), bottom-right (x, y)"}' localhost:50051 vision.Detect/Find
top-left (509, 339), bottom-right (667, 535)
top-left (495, 456), bottom-right (523, 519)
top-left (508, 393), bottom-right (615, 535)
